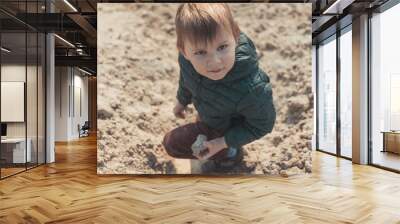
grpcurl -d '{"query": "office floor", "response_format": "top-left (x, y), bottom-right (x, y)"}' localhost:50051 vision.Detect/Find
top-left (0, 135), bottom-right (400, 223)
top-left (372, 150), bottom-right (400, 171)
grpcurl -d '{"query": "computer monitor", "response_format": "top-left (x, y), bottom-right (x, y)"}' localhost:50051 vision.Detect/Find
top-left (1, 123), bottom-right (7, 137)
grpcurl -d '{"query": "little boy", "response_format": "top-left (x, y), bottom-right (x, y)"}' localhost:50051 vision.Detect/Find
top-left (162, 3), bottom-right (276, 171)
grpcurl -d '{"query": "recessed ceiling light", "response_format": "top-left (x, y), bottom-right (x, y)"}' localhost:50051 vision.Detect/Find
top-left (323, 0), bottom-right (355, 15)
top-left (63, 0), bottom-right (78, 12)
top-left (1, 47), bottom-right (11, 53)
top-left (78, 67), bottom-right (93, 76)
top-left (54, 34), bottom-right (75, 48)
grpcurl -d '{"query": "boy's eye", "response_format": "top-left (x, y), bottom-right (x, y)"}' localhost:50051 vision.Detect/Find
top-left (194, 50), bottom-right (206, 56)
top-left (218, 44), bottom-right (228, 51)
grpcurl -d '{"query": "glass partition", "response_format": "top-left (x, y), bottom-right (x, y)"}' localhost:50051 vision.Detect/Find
top-left (0, 1), bottom-right (46, 179)
top-left (26, 0), bottom-right (40, 169)
top-left (317, 35), bottom-right (337, 154)
top-left (339, 27), bottom-right (352, 158)
top-left (1, 31), bottom-right (28, 177)
top-left (371, 3), bottom-right (400, 171)
top-left (38, 32), bottom-right (45, 165)
top-left (27, 31), bottom-right (38, 169)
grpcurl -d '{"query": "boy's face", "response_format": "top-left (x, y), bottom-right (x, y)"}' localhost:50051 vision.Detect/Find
top-left (182, 28), bottom-right (236, 80)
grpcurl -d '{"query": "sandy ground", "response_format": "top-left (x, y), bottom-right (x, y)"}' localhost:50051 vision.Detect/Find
top-left (97, 3), bottom-right (312, 175)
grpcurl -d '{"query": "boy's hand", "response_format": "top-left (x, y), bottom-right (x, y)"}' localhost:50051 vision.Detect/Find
top-left (173, 101), bottom-right (186, 119)
top-left (199, 137), bottom-right (228, 160)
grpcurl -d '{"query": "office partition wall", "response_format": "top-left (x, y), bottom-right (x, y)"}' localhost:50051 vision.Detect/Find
top-left (0, 1), bottom-right (47, 179)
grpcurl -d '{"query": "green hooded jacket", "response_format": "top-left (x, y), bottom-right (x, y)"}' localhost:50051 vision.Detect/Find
top-left (177, 32), bottom-right (276, 149)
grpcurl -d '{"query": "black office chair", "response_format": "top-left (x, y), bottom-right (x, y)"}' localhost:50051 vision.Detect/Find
top-left (79, 121), bottom-right (90, 138)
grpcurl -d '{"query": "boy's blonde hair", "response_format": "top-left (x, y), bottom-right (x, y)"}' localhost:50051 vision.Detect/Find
top-left (175, 3), bottom-right (240, 54)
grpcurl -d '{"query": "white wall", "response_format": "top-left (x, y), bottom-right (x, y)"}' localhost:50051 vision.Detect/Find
top-left (1, 82), bottom-right (25, 122)
top-left (55, 67), bottom-right (89, 141)
top-left (1, 65), bottom-right (38, 138)
top-left (1, 64), bottom-right (25, 81)
top-left (76, 71), bottom-right (89, 139)
top-left (1, 65), bottom-right (27, 140)
top-left (55, 66), bottom-right (69, 141)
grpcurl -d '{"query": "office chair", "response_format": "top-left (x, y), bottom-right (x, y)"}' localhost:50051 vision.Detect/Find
top-left (79, 121), bottom-right (90, 138)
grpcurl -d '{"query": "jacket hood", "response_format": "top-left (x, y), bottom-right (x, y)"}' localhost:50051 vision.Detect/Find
top-left (179, 32), bottom-right (259, 84)
top-left (218, 32), bottom-right (259, 83)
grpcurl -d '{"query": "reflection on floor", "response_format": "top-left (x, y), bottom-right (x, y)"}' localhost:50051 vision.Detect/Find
top-left (373, 150), bottom-right (400, 171)
top-left (0, 163), bottom-right (41, 178)
top-left (0, 167), bottom-right (25, 178)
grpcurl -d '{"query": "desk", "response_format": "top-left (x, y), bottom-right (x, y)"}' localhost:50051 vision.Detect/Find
top-left (1, 138), bottom-right (31, 163)
top-left (381, 131), bottom-right (400, 154)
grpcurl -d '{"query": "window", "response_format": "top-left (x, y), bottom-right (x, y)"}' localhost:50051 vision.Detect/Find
top-left (317, 35), bottom-right (337, 154)
top-left (339, 27), bottom-right (352, 158)
top-left (370, 2), bottom-right (400, 171)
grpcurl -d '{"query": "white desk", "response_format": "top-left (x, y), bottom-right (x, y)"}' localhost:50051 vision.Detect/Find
top-left (1, 138), bottom-right (31, 163)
